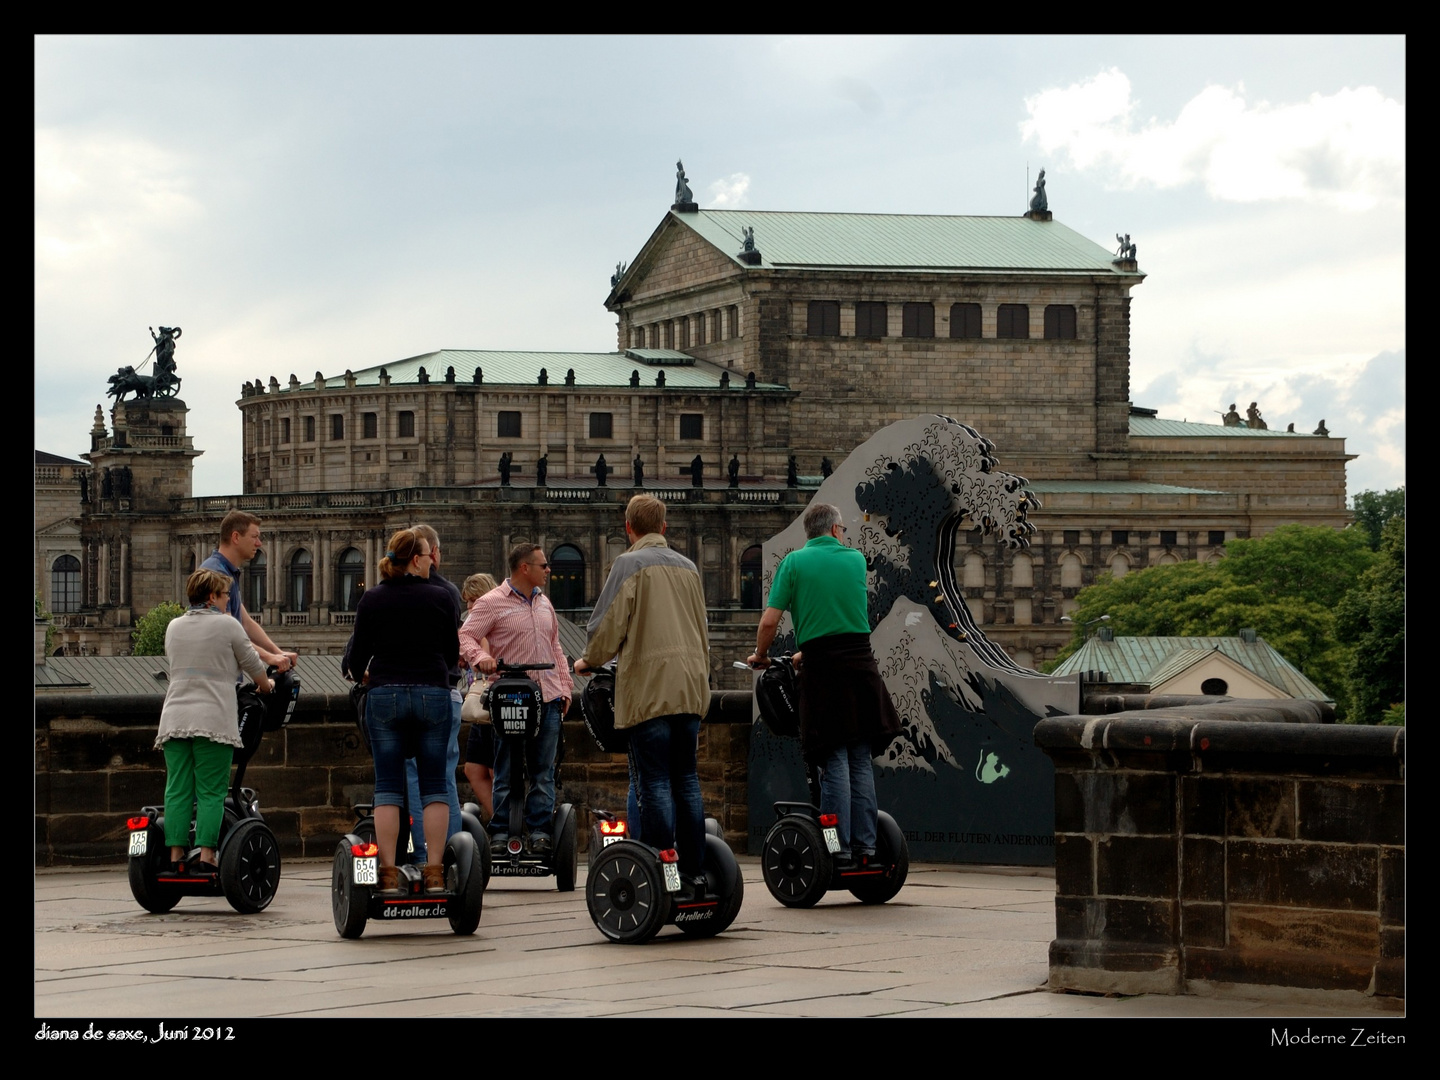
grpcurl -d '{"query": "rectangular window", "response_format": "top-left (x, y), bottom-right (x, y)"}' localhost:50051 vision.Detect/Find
top-left (679, 414), bottom-right (703, 440)
top-left (807, 301), bottom-right (840, 336)
top-left (693, 313), bottom-right (706, 346)
top-left (1209, 530), bottom-right (1226, 546)
top-left (950, 303), bottom-right (982, 339)
top-left (363, 412), bottom-right (377, 439)
top-left (902, 303), bottom-right (934, 338)
top-left (677, 318), bottom-right (689, 350)
top-left (726, 305), bottom-right (739, 338)
top-left (855, 302), bottom-right (888, 337)
top-left (997, 304), bottom-right (1029, 339)
top-left (498, 411), bottom-right (522, 438)
top-left (303, 415), bottom-right (316, 442)
top-left (1044, 304), bottom-right (1077, 339)
top-left (280, 417), bottom-right (290, 444)
top-left (1111, 530), bottom-right (1128, 546)
top-left (1160, 530), bottom-right (1177, 547)
top-left (663, 322), bottom-right (674, 349)
top-left (397, 411), bottom-right (415, 438)
top-left (589, 412), bottom-right (613, 439)
top-left (1064, 530), bottom-right (1080, 547)
top-left (331, 414), bottom-right (344, 440)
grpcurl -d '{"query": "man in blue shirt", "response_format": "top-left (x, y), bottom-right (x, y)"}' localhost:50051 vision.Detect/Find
top-left (201, 510), bottom-right (296, 673)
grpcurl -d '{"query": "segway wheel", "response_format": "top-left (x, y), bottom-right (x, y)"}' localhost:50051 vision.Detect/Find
top-left (761, 816), bottom-right (831, 908)
top-left (554, 807), bottom-right (578, 893)
top-left (331, 838), bottom-right (368, 939)
top-left (128, 819), bottom-right (181, 914)
top-left (462, 808), bottom-right (491, 892)
top-left (445, 832), bottom-right (485, 936)
top-left (847, 811), bottom-right (909, 905)
top-left (704, 817), bottom-right (723, 839)
top-left (675, 832), bottom-right (744, 938)
top-left (220, 818), bottom-right (281, 914)
top-left (587, 842), bottom-right (669, 944)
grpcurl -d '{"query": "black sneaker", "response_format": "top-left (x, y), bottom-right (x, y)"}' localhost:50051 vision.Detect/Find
top-left (832, 854), bottom-right (857, 872)
top-left (489, 834), bottom-right (509, 856)
top-left (529, 834), bottom-right (552, 855)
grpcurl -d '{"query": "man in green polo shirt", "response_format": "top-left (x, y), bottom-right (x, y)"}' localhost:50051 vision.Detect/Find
top-left (749, 502), bottom-right (900, 869)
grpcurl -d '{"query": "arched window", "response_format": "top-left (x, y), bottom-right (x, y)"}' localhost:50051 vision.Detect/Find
top-left (1108, 553), bottom-right (1130, 580)
top-left (549, 544), bottom-right (585, 609)
top-left (1060, 553), bottom-right (1084, 589)
top-left (740, 545), bottom-right (763, 609)
top-left (336, 547), bottom-right (365, 612)
top-left (963, 552), bottom-right (986, 590)
top-left (1011, 552), bottom-right (1033, 588)
top-left (51, 555), bottom-right (80, 614)
top-left (289, 549), bottom-right (312, 611)
top-left (247, 551), bottom-right (267, 614)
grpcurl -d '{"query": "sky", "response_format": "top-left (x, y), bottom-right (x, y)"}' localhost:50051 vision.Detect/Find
top-left (35, 35), bottom-right (1405, 498)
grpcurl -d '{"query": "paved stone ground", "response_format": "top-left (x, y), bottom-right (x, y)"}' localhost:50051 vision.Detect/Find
top-left (36, 860), bottom-right (1401, 1019)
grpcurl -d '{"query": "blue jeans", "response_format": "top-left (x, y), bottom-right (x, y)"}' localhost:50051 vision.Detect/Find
top-left (628, 714), bottom-right (704, 876)
top-left (819, 740), bottom-right (878, 858)
top-left (404, 688), bottom-right (463, 861)
top-left (365, 685), bottom-right (452, 812)
top-left (490, 699), bottom-right (562, 837)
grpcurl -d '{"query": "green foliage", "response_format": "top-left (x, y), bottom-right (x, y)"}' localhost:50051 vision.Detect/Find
top-left (131, 602), bottom-right (185, 656)
top-left (1350, 487), bottom-right (1406, 550)
top-left (36, 592), bottom-right (55, 655)
top-left (1335, 516), bottom-right (1405, 724)
top-left (1045, 526), bottom-right (1380, 711)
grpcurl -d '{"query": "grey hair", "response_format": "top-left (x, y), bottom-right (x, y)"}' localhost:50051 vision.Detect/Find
top-left (803, 502), bottom-right (842, 539)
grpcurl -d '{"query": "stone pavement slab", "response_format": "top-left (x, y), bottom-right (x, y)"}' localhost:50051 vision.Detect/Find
top-left (36, 859), bottom-right (1402, 1021)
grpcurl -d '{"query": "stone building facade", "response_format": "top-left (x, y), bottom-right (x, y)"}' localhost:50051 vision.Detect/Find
top-left (52, 204), bottom-right (1353, 676)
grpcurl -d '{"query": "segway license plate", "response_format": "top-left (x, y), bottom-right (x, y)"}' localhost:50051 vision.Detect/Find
top-left (823, 827), bottom-right (841, 854)
top-left (128, 830), bottom-right (147, 856)
top-left (353, 856), bottom-right (378, 886)
top-left (663, 863), bottom-right (683, 893)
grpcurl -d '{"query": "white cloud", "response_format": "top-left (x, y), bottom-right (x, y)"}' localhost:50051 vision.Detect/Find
top-left (1021, 69), bottom-right (1404, 210)
top-left (707, 172), bottom-right (751, 208)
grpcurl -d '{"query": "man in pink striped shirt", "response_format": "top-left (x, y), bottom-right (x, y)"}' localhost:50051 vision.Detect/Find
top-left (459, 543), bottom-right (571, 854)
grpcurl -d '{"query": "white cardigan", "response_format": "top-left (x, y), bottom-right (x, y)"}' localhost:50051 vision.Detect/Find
top-left (154, 607), bottom-right (267, 749)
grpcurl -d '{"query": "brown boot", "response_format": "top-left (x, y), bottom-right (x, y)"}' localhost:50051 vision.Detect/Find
top-left (423, 863), bottom-right (447, 894)
top-left (377, 865), bottom-right (404, 896)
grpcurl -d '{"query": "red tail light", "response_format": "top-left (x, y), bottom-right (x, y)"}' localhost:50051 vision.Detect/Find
top-left (819, 814), bottom-right (838, 828)
top-left (127, 816), bottom-right (150, 831)
top-left (350, 842), bottom-right (379, 857)
top-left (658, 848), bottom-right (679, 863)
top-left (600, 820), bottom-right (627, 835)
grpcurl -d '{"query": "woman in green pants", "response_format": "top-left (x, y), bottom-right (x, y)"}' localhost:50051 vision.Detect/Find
top-left (155, 569), bottom-right (272, 874)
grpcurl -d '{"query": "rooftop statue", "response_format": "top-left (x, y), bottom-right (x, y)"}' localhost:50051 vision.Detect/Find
top-left (675, 160), bottom-right (694, 206)
top-left (1029, 169), bottom-right (1047, 213)
top-left (107, 326), bottom-right (183, 402)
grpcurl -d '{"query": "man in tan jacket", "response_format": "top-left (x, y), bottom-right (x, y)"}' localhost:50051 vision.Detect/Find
top-left (575, 495), bottom-right (710, 886)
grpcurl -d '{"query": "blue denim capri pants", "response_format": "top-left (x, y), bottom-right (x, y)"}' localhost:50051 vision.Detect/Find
top-left (364, 685), bottom-right (453, 810)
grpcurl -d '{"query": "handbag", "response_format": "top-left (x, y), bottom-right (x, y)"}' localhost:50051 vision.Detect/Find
top-left (462, 678), bottom-right (490, 724)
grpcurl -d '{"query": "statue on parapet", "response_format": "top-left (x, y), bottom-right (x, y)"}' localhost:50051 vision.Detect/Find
top-left (1221, 403), bottom-right (1242, 426)
top-left (1029, 169), bottom-right (1047, 213)
top-left (673, 160), bottom-right (697, 211)
top-left (632, 454), bottom-right (644, 487)
top-left (108, 325), bottom-right (184, 402)
top-left (1246, 402), bottom-right (1267, 430)
top-left (728, 454), bottom-right (740, 488)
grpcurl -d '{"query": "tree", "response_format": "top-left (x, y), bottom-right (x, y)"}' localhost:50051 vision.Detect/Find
top-left (1335, 516), bottom-right (1404, 724)
top-left (1351, 487), bottom-right (1406, 550)
top-left (1045, 526), bottom-right (1378, 711)
top-left (131, 602), bottom-right (184, 656)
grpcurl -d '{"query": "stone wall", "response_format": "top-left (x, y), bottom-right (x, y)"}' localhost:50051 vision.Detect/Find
top-left (1036, 708), bottom-right (1404, 997)
top-left (35, 692), bottom-right (752, 866)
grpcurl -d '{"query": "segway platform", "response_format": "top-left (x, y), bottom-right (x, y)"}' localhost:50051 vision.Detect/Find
top-left (332, 830), bottom-right (484, 938)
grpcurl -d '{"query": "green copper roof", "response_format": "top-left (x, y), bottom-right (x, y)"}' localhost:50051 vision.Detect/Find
top-left (1130, 417), bottom-right (1327, 438)
top-left (1026, 480), bottom-right (1224, 495)
top-left (1051, 634), bottom-right (1328, 701)
top-left (307, 350), bottom-right (786, 392)
top-left (674, 209), bottom-right (1139, 276)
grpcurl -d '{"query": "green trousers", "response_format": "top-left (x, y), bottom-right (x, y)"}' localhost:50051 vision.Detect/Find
top-left (162, 737), bottom-right (234, 849)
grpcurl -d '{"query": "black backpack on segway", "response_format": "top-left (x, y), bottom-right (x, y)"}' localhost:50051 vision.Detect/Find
top-left (753, 655), bottom-right (909, 908)
top-left (127, 666), bottom-right (299, 915)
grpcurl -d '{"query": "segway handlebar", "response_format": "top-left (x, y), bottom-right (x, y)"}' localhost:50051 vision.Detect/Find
top-left (494, 660), bottom-right (555, 674)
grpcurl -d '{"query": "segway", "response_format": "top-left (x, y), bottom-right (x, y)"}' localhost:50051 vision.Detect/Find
top-left (750, 656), bottom-right (909, 907)
top-left (127, 666), bottom-right (301, 915)
top-left (346, 801), bottom-right (491, 890)
top-left (577, 666), bottom-right (742, 943)
top-left (586, 829), bottom-right (744, 945)
top-left (483, 661), bottom-right (578, 891)
top-left (331, 827), bottom-right (485, 939)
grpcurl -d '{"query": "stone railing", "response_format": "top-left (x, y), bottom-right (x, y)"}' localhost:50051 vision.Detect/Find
top-left (35, 691), bottom-right (752, 865)
top-left (1036, 703), bottom-right (1404, 998)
